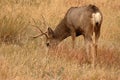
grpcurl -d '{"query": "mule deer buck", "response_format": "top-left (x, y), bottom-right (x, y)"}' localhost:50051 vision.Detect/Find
top-left (33, 4), bottom-right (103, 67)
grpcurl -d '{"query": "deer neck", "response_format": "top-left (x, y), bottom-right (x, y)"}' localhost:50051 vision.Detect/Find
top-left (53, 19), bottom-right (71, 42)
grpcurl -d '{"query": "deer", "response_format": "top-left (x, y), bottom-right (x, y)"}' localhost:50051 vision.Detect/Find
top-left (33, 4), bottom-right (103, 67)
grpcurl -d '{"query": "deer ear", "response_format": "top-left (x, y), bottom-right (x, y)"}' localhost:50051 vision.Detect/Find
top-left (48, 27), bottom-right (54, 37)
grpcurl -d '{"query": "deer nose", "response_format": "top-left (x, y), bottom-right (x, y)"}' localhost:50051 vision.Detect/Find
top-left (46, 43), bottom-right (50, 47)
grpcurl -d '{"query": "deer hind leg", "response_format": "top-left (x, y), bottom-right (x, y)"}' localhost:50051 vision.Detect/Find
top-left (71, 30), bottom-right (76, 48)
top-left (91, 40), bottom-right (96, 68)
top-left (95, 28), bottom-right (100, 59)
top-left (84, 35), bottom-right (95, 68)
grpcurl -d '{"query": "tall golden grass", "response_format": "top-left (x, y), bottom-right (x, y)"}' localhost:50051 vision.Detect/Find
top-left (0, 0), bottom-right (120, 80)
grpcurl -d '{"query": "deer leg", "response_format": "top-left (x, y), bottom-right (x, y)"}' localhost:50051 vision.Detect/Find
top-left (95, 34), bottom-right (100, 56)
top-left (95, 27), bottom-right (100, 60)
top-left (84, 35), bottom-right (95, 68)
top-left (71, 31), bottom-right (76, 48)
top-left (94, 36), bottom-right (98, 60)
top-left (90, 40), bottom-right (96, 68)
top-left (84, 38), bottom-right (90, 62)
top-left (88, 38), bottom-right (96, 68)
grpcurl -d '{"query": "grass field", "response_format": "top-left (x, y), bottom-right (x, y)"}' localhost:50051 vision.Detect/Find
top-left (0, 0), bottom-right (120, 80)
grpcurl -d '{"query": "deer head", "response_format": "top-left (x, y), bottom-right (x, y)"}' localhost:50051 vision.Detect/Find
top-left (46, 27), bottom-right (60, 47)
top-left (32, 25), bottom-right (60, 48)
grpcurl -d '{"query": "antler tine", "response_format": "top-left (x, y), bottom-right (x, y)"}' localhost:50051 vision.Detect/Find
top-left (32, 25), bottom-right (43, 33)
top-left (32, 25), bottom-right (48, 38)
top-left (32, 34), bottom-right (44, 39)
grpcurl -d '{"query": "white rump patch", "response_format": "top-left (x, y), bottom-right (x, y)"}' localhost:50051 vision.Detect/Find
top-left (92, 12), bottom-right (102, 26)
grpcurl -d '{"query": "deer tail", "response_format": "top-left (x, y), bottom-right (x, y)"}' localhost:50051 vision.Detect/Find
top-left (92, 12), bottom-right (102, 27)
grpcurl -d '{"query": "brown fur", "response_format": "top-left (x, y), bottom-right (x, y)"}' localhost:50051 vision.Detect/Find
top-left (46, 4), bottom-right (103, 67)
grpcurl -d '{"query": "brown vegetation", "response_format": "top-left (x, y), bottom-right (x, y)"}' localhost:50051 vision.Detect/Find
top-left (0, 0), bottom-right (120, 80)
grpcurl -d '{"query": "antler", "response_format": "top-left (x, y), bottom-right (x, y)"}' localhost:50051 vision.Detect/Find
top-left (32, 25), bottom-right (48, 39)
top-left (32, 15), bottom-right (49, 39)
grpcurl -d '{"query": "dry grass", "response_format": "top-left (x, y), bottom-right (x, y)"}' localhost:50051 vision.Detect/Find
top-left (0, 0), bottom-right (120, 80)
